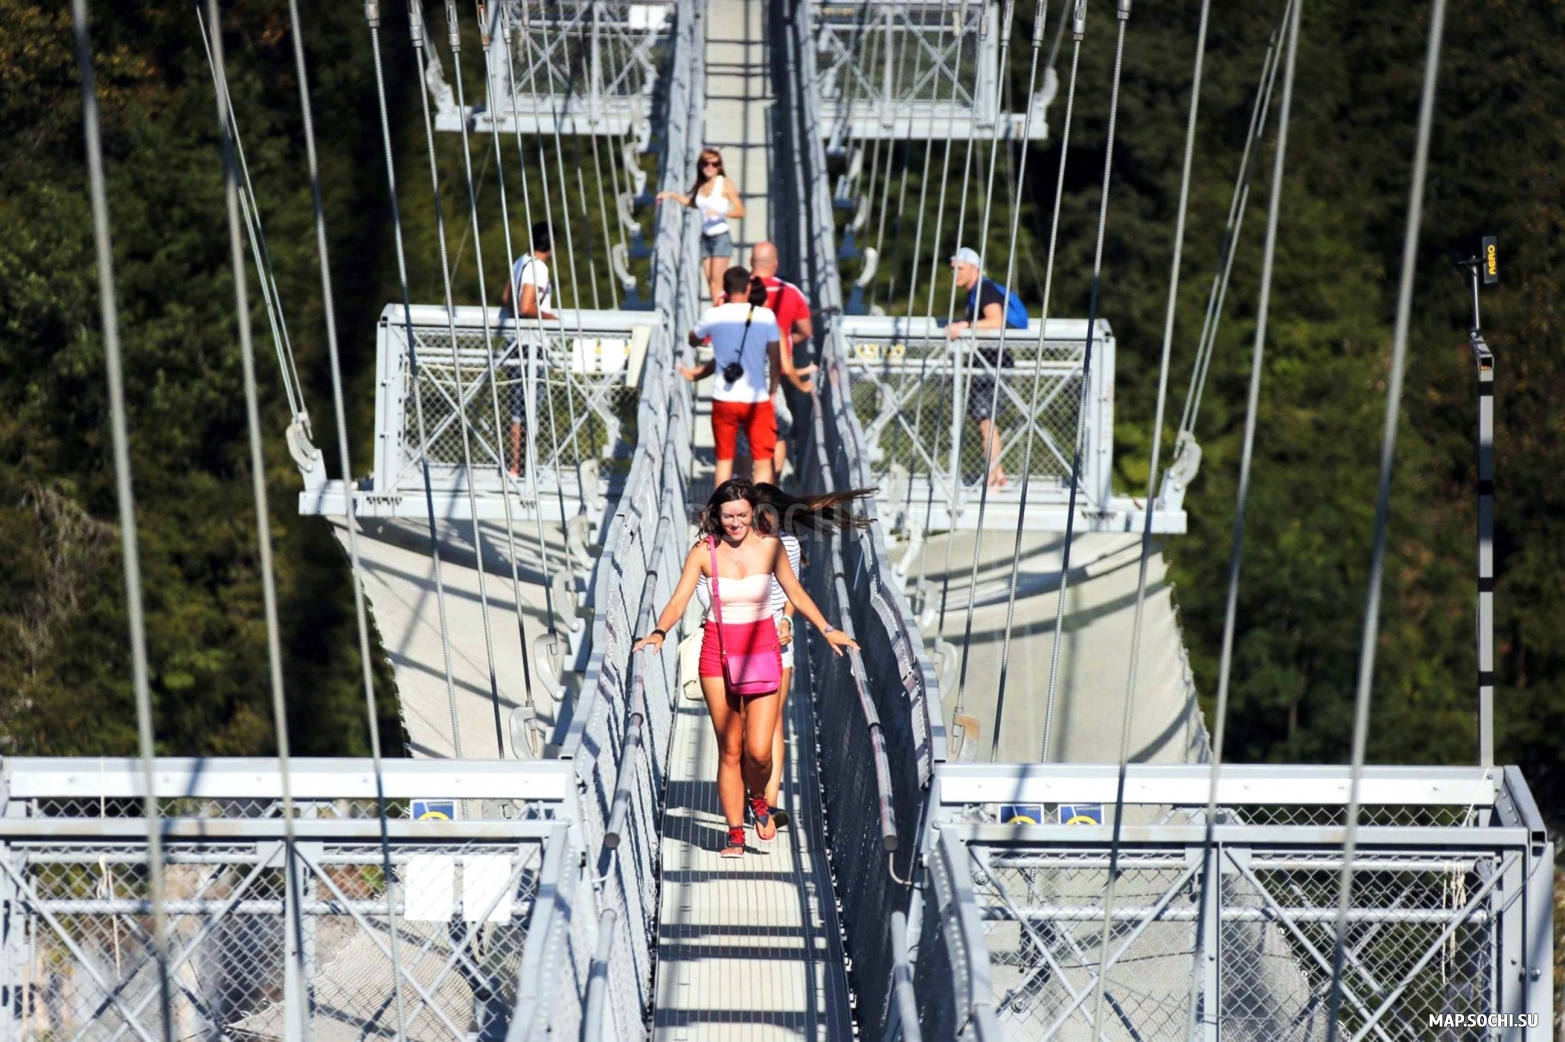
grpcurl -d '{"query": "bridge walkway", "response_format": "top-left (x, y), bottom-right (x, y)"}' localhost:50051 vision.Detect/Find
top-left (651, 2), bottom-right (852, 1039)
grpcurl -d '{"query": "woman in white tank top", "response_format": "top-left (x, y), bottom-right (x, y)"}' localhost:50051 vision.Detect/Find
top-left (656, 147), bottom-right (745, 304)
top-left (634, 479), bottom-right (857, 858)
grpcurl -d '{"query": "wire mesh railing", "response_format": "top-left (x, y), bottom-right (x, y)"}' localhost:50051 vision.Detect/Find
top-left (0, 761), bottom-right (572, 1042)
top-left (839, 317), bottom-right (1116, 529)
top-left (521, 0), bottom-right (701, 1036)
top-left (928, 763), bottom-right (1553, 1040)
top-left (371, 304), bottom-right (652, 504)
top-left (776, 0), bottom-right (955, 1036)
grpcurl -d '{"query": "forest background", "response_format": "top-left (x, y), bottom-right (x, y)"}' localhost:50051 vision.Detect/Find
top-left (1, 0), bottom-right (1563, 958)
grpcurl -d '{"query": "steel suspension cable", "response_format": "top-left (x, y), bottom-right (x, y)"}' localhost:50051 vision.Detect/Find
top-left (990, 0), bottom-right (1084, 759)
top-left (203, 2), bottom-right (307, 1030)
top-left (868, 13), bottom-right (917, 311)
top-left (194, 5), bottom-right (308, 429)
top-left (289, 1), bottom-right (411, 1033)
top-left (504, 2), bottom-right (602, 679)
top-left (950, 0), bottom-right (1026, 732)
top-left (513, 0), bottom-right (601, 496)
top-left (436, 0), bottom-right (516, 757)
top-left (1184, 2), bottom-right (1303, 1035)
top-left (1175, 0), bottom-right (1291, 446)
top-left (365, 4), bottom-right (466, 757)
top-left (585, 128), bottom-right (619, 309)
top-left (1040, 0), bottom-right (1131, 761)
top-left (876, 0), bottom-right (945, 528)
top-left (531, 3), bottom-right (589, 310)
top-left (71, 3), bottom-right (173, 1036)
top-left (1082, 0), bottom-right (1210, 1033)
top-left (1326, 0), bottom-right (1448, 1031)
top-left (930, 7), bottom-right (997, 643)
top-left (409, 0), bottom-right (506, 758)
top-left (499, 12), bottom-right (571, 640)
top-left (893, 0), bottom-right (960, 563)
top-left (474, 0), bottom-right (544, 752)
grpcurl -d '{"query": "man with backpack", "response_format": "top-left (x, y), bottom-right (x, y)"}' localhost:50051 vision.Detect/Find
top-left (948, 246), bottom-right (1028, 488)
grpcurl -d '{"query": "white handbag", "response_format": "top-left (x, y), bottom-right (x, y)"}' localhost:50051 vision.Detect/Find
top-left (678, 626), bottom-right (705, 700)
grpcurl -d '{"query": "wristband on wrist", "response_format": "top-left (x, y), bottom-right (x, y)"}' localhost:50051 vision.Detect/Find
top-left (823, 624), bottom-right (837, 635)
top-left (648, 628), bottom-right (667, 641)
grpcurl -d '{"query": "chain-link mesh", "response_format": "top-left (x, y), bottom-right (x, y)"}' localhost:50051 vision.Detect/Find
top-left (399, 326), bottom-right (638, 485)
top-left (950, 842), bottom-right (1509, 1041)
top-left (1222, 852), bottom-right (1498, 1039)
top-left (5, 839), bottom-right (543, 1042)
top-left (844, 334), bottom-right (1087, 497)
top-left (970, 846), bottom-right (1198, 1039)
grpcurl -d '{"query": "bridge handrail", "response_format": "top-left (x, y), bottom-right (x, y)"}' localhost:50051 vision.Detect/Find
top-left (513, 0), bottom-right (702, 1037)
top-left (776, 0), bottom-right (957, 1035)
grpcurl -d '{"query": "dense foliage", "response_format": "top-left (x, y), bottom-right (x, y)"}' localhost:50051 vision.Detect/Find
top-left (1021, 0), bottom-right (1565, 817)
top-left (854, 0), bottom-right (1565, 825)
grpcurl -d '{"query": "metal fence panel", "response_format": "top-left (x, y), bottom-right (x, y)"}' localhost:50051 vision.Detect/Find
top-left (0, 824), bottom-right (553, 1042)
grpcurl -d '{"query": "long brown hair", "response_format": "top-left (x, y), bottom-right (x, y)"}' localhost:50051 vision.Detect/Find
top-left (697, 477), bottom-right (760, 538)
top-left (752, 484), bottom-right (876, 536)
top-left (690, 147), bottom-right (725, 197)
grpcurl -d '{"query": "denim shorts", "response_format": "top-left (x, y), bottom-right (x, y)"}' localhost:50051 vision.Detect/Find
top-left (701, 231), bottom-right (734, 259)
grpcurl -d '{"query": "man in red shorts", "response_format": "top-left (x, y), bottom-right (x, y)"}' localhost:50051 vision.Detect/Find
top-left (679, 266), bottom-right (782, 485)
top-left (749, 242), bottom-right (817, 480)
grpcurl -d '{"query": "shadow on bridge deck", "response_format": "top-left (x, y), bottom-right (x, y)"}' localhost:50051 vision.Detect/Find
top-left (897, 529), bottom-right (1206, 765)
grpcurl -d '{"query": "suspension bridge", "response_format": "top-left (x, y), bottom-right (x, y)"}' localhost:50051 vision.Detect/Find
top-left (2, 0), bottom-right (1551, 1040)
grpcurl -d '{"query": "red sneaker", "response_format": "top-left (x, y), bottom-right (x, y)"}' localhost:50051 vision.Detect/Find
top-left (751, 795), bottom-right (775, 842)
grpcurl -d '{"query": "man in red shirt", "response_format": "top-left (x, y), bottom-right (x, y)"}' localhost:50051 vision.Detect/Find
top-left (750, 242), bottom-right (817, 479)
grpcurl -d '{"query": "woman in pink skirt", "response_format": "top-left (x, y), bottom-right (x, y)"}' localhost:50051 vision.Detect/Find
top-left (633, 479), bottom-right (858, 857)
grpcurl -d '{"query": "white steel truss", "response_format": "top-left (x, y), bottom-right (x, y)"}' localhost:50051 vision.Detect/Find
top-left (814, 0), bottom-right (1053, 144)
top-left (428, 0), bottom-right (671, 143)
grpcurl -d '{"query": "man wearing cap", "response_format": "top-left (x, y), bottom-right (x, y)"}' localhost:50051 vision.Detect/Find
top-left (948, 246), bottom-right (1012, 488)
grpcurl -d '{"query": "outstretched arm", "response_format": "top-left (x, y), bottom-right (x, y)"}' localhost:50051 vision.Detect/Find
top-left (771, 545), bottom-right (858, 656)
top-left (632, 544), bottom-right (706, 652)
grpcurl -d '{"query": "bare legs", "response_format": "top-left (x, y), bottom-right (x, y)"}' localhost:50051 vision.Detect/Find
top-left (714, 455), bottom-right (773, 487)
top-left (703, 255), bottom-right (730, 305)
top-left (702, 677), bottom-right (781, 829)
top-left (978, 417), bottom-right (1007, 487)
top-left (764, 665), bottom-right (792, 809)
top-left (509, 420), bottom-right (523, 478)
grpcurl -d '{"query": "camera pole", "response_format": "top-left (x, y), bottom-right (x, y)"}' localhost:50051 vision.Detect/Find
top-left (1459, 236), bottom-right (1497, 767)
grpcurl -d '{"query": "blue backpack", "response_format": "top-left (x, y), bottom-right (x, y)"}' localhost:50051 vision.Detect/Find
top-left (969, 277), bottom-right (1030, 330)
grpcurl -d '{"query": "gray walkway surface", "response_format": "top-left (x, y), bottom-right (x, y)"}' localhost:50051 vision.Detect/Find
top-left (651, 5), bottom-right (853, 1040)
top-left (653, 672), bottom-right (853, 1041)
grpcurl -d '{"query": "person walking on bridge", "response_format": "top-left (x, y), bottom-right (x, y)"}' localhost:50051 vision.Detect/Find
top-left (749, 482), bottom-right (874, 830)
top-left (634, 479), bottom-right (858, 857)
top-left (750, 242), bottom-right (818, 482)
top-left (680, 267), bottom-right (782, 486)
top-left (656, 147), bottom-right (745, 304)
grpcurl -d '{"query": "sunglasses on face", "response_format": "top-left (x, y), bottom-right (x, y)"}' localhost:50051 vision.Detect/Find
top-left (702, 161), bottom-right (720, 169)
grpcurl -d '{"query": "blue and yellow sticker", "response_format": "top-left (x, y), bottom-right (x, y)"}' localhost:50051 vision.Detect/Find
top-left (1057, 803), bottom-right (1104, 826)
top-left (411, 799), bottom-right (456, 821)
